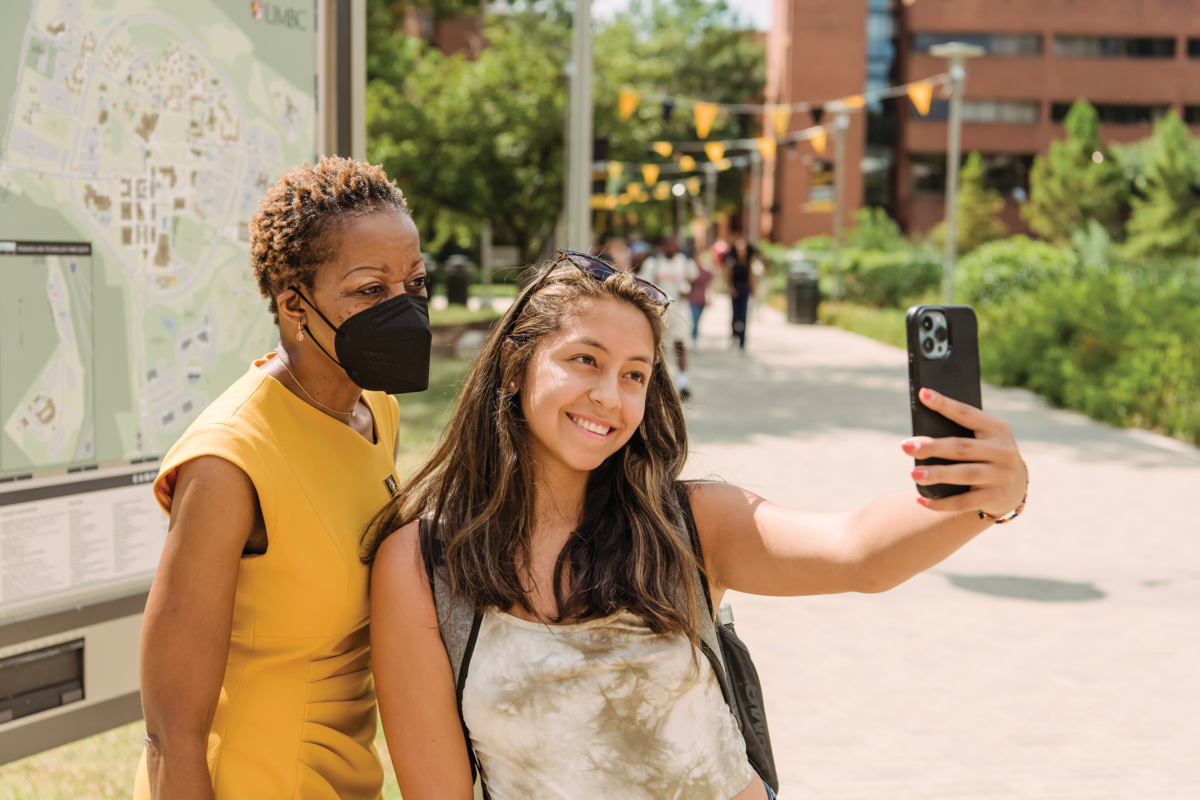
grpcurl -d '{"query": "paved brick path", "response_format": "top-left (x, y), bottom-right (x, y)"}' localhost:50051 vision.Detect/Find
top-left (681, 301), bottom-right (1200, 799)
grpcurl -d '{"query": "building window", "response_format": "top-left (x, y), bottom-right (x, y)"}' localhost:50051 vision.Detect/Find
top-left (1184, 106), bottom-right (1200, 125)
top-left (909, 153), bottom-right (1033, 197)
top-left (1054, 36), bottom-right (1176, 58)
top-left (923, 100), bottom-right (1040, 124)
top-left (1051, 103), bottom-right (1170, 124)
top-left (912, 32), bottom-right (1042, 55)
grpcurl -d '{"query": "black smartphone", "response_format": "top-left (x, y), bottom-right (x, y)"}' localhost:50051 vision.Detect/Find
top-left (906, 305), bottom-right (983, 499)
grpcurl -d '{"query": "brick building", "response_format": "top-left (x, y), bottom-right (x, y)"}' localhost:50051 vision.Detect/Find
top-left (764, 0), bottom-right (1200, 243)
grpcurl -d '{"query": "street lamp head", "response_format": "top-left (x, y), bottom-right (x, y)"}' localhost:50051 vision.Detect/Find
top-left (928, 42), bottom-right (986, 59)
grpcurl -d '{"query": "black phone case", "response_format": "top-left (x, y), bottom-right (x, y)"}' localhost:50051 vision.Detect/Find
top-left (906, 305), bottom-right (983, 499)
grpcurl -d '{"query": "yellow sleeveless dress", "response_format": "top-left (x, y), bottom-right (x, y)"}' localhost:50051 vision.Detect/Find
top-left (134, 353), bottom-right (399, 800)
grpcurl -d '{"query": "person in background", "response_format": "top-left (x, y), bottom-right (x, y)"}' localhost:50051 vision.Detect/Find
top-left (686, 245), bottom-right (715, 345)
top-left (630, 240), bottom-right (650, 275)
top-left (135, 158), bottom-right (431, 800)
top-left (723, 238), bottom-right (757, 351)
top-left (641, 236), bottom-right (699, 400)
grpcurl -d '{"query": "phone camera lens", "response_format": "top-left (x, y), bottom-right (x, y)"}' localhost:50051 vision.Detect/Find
top-left (935, 327), bottom-right (948, 342)
top-left (922, 337), bottom-right (934, 353)
top-left (921, 316), bottom-right (933, 331)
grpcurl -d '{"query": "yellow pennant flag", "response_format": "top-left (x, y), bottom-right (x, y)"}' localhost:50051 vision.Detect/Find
top-left (679, 154), bottom-right (696, 172)
top-left (686, 176), bottom-right (703, 196)
top-left (770, 106), bottom-right (792, 138)
top-left (756, 137), bottom-right (777, 160)
top-left (907, 81), bottom-right (934, 116)
top-left (704, 142), bottom-right (725, 163)
top-left (607, 161), bottom-right (624, 179)
top-left (652, 141), bottom-right (673, 158)
top-left (842, 95), bottom-right (865, 109)
top-left (810, 128), bottom-right (828, 154)
top-left (715, 158), bottom-right (732, 171)
top-left (693, 102), bottom-right (719, 139)
top-left (653, 182), bottom-right (672, 200)
top-left (641, 164), bottom-right (660, 185)
top-left (619, 87), bottom-right (640, 120)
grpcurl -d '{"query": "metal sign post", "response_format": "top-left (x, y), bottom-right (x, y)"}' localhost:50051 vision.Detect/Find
top-left (829, 104), bottom-right (850, 299)
top-left (929, 42), bottom-right (985, 304)
top-left (565, 0), bottom-right (593, 251)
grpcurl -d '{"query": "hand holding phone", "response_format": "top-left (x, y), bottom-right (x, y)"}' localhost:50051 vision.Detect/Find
top-left (904, 306), bottom-right (1026, 516)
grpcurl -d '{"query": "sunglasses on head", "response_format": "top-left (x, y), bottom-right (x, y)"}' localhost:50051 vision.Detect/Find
top-left (499, 249), bottom-right (673, 341)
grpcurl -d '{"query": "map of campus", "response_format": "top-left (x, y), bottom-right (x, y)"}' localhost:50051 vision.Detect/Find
top-left (0, 0), bottom-right (317, 476)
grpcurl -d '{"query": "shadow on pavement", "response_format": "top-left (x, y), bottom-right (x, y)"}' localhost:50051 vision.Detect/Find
top-left (943, 573), bottom-right (1108, 602)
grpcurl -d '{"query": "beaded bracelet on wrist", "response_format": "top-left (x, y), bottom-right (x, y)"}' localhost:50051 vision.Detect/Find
top-left (978, 462), bottom-right (1028, 525)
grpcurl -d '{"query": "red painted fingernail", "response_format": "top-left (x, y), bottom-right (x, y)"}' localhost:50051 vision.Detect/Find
top-left (920, 388), bottom-right (936, 400)
top-left (911, 468), bottom-right (927, 479)
top-left (916, 496), bottom-right (930, 507)
top-left (901, 439), bottom-right (917, 454)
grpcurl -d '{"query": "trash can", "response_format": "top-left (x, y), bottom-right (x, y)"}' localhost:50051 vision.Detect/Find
top-left (786, 255), bottom-right (820, 324)
top-left (421, 252), bottom-right (438, 297)
top-left (444, 255), bottom-right (473, 306)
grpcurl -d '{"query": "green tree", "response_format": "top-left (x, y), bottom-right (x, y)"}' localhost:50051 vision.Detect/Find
top-left (366, 0), bottom-right (766, 256)
top-left (932, 151), bottom-right (1008, 256)
top-left (1122, 110), bottom-right (1200, 260)
top-left (847, 206), bottom-right (906, 251)
top-left (1021, 100), bottom-right (1127, 244)
top-left (593, 0), bottom-right (766, 224)
top-left (368, 10), bottom-right (569, 258)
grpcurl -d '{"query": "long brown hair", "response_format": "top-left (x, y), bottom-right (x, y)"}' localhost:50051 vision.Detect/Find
top-left (362, 262), bottom-right (701, 641)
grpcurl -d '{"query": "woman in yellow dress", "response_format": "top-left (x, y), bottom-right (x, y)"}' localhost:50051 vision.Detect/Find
top-left (134, 157), bottom-right (431, 800)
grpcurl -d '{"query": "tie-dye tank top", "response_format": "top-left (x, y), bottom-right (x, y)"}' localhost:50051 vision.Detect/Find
top-left (460, 609), bottom-right (757, 799)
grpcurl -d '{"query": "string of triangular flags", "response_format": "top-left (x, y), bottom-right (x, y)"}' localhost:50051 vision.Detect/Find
top-left (617, 73), bottom-right (948, 140)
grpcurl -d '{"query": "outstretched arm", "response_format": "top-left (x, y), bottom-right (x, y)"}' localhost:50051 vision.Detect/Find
top-left (371, 523), bottom-right (475, 800)
top-left (693, 389), bottom-right (1026, 602)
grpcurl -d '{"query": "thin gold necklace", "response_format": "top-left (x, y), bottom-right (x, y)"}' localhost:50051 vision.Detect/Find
top-left (275, 350), bottom-right (358, 418)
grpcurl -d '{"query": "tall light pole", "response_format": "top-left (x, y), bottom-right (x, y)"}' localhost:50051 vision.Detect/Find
top-left (747, 151), bottom-right (762, 245)
top-left (929, 42), bottom-right (985, 304)
top-left (705, 165), bottom-right (718, 246)
top-left (829, 103), bottom-right (850, 299)
top-left (565, 0), bottom-right (594, 251)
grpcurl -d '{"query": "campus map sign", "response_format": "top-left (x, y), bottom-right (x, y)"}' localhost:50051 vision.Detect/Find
top-left (0, 0), bottom-right (316, 620)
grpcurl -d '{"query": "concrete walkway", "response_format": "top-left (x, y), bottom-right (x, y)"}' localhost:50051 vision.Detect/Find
top-left (681, 300), bottom-right (1200, 799)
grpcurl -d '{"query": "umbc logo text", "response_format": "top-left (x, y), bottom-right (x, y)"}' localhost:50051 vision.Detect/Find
top-left (251, 1), bottom-right (309, 30)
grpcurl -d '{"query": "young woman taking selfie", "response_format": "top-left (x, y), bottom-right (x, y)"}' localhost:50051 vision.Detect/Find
top-left (365, 252), bottom-right (1028, 800)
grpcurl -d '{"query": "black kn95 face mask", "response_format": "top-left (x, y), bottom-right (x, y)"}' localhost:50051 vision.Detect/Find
top-left (289, 286), bottom-right (431, 394)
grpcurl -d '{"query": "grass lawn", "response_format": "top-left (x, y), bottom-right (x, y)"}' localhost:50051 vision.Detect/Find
top-left (0, 357), bottom-right (473, 799)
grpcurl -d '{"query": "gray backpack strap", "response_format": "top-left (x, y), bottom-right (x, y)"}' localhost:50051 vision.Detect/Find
top-left (674, 483), bottom-right (740, 721)
top-left (418, 519), bottom-right (488, 796)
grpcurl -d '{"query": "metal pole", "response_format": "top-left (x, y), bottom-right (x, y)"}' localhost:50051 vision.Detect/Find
top-left (748, 152), bottom-right (762, 245)
top-left (831, 108), bottom-right (849, 299)
top-left (566, 0), bottom-right (593, 251)
top-left (705, 166), bottom-right (717, 246)
top-left (942, 60), bottom-right (965, 304)
top-left (480, 218), bottom-right (493, 304)
top-left (928, 42), bottom-right (983, 304)
top-left (675, 185), bottom-right (686, 239)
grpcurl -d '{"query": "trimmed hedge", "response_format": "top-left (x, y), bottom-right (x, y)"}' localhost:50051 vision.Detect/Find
top-left (956, 241), bottom-right (1200, 444)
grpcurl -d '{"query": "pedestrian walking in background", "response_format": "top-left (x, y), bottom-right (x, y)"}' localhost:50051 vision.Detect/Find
top-left (724, 238), bottom-right (757, 351)
top-left (630, 240), bottom-right (650, 275)
top-left (642, 236), bottom-right (699, 399)
top-left (687, 247), bottom-right (715, 345)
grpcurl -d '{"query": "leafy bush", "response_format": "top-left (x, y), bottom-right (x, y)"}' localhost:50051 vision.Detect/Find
top-left (840, 249), bottom-right (941, 308)
top-left (978, 264), bottom-right (1200, 443)
top-left (956, 236), bottom-right (1076, 306)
